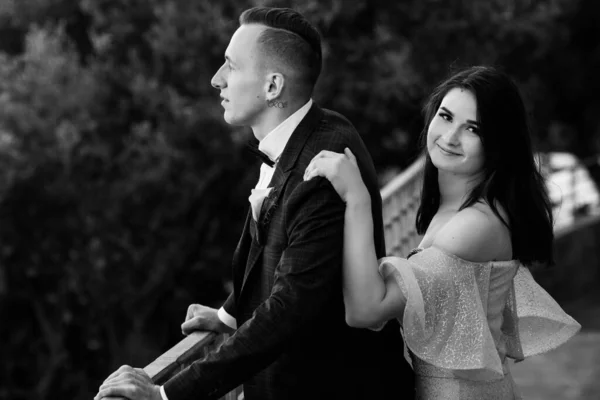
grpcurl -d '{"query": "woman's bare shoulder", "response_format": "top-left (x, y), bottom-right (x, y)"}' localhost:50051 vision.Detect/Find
top-left (432, 203), bottom-right (512, 262)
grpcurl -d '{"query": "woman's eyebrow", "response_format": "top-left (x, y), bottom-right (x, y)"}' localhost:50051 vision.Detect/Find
top-left (440, 106), bottom-right (479, 126)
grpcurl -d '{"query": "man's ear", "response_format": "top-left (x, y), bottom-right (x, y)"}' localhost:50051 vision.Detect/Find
top-left (265, 72), bottom-right (285, 101)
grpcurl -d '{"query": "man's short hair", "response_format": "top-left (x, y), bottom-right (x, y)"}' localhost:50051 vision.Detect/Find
top-left (240, 7), bottom-right (322, 89)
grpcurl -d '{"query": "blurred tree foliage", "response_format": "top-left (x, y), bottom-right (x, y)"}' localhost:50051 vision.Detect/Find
top-left (0, 0), bottom-right (597, 398)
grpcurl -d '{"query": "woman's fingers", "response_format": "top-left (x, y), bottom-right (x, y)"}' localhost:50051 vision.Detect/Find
top-left (306, 156), bottom-right (334, 181)
top-left (305, 149), bottom-right (354, 181)
top-left (313, 149), bottom-right (338, 159)
top-left (304, 162), bottom-right (323, 181)
top-left (303, 161), bottom-right (313, 180)
top-left (310, 150), bottom-right (345, 166)
top-left (344, 148), bottom-right (358, 166)
top-left (304, 158), bottom-right (321, 181)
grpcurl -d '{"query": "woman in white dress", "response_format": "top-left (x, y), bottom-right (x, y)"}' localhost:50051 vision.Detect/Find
top-left (304, 66), bottom-right (580, 399)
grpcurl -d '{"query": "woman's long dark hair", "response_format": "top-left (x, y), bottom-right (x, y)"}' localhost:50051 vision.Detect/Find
top-left (415, 66), bottom-right (554, 266)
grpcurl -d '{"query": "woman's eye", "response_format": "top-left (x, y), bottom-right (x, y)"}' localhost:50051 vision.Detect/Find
top-left (467, 126), bottom-right (480, 134)
top-left (439, 112), bottom-right (451, 122)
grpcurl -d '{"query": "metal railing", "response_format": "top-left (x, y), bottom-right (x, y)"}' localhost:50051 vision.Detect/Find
top-left (381, 155), bottom-right (425, 256)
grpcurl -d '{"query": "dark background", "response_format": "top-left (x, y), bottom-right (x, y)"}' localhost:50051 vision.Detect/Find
top-left (0, 0), bottom-right (598, 398)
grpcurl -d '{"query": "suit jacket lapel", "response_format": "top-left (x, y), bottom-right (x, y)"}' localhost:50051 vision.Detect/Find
top-left (239, 103), bottom-right (324, 297)
top-left (276, 103), bottom-right (324, 174)
top-left (232, 209), bottom-right (253, 301)
top-left (253, 102), bottom-right (324, 236)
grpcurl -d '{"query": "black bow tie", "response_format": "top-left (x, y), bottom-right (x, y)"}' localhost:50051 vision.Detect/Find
top-left (245, 140), bottom-right (275, 167)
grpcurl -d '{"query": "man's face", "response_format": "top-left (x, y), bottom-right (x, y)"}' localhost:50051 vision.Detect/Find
top-left (211, 24), bottom-right (267, 127)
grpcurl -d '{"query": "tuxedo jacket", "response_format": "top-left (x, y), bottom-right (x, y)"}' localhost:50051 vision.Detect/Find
top-left (165, 104), bottom-right (414, 399)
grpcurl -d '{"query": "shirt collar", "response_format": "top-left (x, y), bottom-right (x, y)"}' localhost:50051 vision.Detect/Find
top-left (258, 99), bottom-right (313, 163)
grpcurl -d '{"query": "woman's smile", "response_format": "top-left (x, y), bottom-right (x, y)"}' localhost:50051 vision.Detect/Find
top-left (436, 143), bottom-right (461, 156)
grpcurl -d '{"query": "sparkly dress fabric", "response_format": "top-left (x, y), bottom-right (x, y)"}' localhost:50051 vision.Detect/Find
top-left (376, 247), bottom-right (581, 400)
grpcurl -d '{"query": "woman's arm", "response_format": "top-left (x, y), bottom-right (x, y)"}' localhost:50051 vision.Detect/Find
top-left (342, 194), bottom-right (406, 327)
top-left (305, 149), bottom-right (406, 328)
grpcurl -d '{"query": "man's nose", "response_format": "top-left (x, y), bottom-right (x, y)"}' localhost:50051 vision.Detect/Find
top-left (211, 65), bottom-right (226, 89)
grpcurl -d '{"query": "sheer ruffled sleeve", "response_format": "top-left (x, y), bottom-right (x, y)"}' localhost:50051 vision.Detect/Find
top-left (377, 247), bottom-right (580, 379)
top-left (502, 266), bottom-right (581, 361)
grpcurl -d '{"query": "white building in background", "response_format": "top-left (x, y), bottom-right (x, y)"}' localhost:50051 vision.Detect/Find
top-left (538, 152), bottom-right (600, 230)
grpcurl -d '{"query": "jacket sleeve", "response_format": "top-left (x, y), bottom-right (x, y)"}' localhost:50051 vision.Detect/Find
top-left (163, 176), bottom-right (345, 399)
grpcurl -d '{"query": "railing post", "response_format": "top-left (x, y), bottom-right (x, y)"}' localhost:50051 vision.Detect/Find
top-left (380, 155), bottom-right (425, 256)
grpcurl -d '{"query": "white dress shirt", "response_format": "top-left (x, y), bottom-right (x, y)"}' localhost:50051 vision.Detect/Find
top-left (160, 99), bottom-right (312, 400)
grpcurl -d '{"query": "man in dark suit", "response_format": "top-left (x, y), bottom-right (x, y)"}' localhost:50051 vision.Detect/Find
top-left (96, 7), bottom-right (413, 400)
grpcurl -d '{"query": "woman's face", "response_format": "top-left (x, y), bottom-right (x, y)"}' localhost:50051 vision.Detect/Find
top-left (427, 88), bottom-right (485, 177)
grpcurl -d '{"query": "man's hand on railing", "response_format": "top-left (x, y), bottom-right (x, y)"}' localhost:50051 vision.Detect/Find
top-left (181, 304), bottom-right (234, 335)
top-left (94, 365), bottom-right (161, 400)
